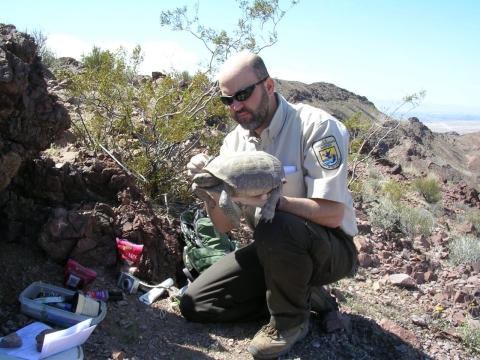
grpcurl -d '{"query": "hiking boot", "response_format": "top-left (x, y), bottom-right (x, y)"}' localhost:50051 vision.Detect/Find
top-left (247, 320), bottom-right (309, 359)
top-left (310, 286), bottom-right (338, 314)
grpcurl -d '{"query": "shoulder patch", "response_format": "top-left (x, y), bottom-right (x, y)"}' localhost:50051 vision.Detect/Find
top-left (313, 136), bottom-right (342, 170)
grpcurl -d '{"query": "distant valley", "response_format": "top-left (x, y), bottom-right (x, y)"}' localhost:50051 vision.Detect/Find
top-left (421, 120), bottom-right (480, 135)
top-left (371, 99), bottom-right (480, 135)
top-left (406, 113), bottom-right (480, 134)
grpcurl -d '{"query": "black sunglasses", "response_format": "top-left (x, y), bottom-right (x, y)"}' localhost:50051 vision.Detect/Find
top-left (219, 77), bottom-right (268, 106)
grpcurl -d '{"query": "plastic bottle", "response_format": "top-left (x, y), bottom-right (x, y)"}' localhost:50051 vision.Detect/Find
top-left (51, 302), bottom-right (73, 311)
top-left (84, 290), bottom-right (109, 301)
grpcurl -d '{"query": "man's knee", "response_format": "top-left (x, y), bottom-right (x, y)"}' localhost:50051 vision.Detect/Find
top-left (179, 293), bottom-right (197, 321)
top-left (253, 211), bottom-right (306, 249)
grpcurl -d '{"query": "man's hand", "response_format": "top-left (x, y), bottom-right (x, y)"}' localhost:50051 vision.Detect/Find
top-left (187, 153), bottom-right (210, 178)
top-left (232, 193), bottom-right (270, 208)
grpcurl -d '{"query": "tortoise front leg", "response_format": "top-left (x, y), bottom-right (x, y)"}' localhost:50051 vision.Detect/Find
top-left (261, 185), bottom-right (281, 222)
top-left (218, 185), bottom-right (241, 228)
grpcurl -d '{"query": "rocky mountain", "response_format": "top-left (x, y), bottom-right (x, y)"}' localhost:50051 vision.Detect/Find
top-left (366, 117), bottom-right (480, 191)
top-left (275, 78), bottom-right (380, 121)
top-left (276, 79), bottom-right (480, 191)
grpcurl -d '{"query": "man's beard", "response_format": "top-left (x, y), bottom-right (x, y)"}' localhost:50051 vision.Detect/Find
top-left (233, 86), bottom-right (269, 131)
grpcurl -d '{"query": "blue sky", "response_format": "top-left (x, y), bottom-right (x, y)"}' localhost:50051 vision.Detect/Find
top-left (2, 0), bottom-right (480, 116)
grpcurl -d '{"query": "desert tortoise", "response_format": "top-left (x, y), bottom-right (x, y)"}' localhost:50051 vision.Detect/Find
top-left (192, 151), bottom-right (287, 228)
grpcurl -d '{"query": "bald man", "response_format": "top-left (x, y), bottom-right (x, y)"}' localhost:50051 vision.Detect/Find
top-left (182, 52), bottom-right (358, 359)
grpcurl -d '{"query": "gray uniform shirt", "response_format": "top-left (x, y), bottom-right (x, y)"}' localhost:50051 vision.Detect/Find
top-left (220, 92), bottom-right (358, 237)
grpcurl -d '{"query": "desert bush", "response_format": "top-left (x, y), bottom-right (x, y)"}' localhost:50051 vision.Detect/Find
top-left (429, 202), bottom-right (445, 218)
top-left (344, 111), bottom-right (374, 161)
top-left (360, 177), bottom-right (383, 203)
top-left (29, 28), bottom-right (59, 70)
top-left (365, 167), bottom-right (380, 179)
top-left (382, 181), bottom-right (408, 201)
top-left (466, 209), bottom-right (480, 230)
top-left (413, 174), bottom-right (442, 204)
top-left (58, 45), bottom-right (228, 202)
top-left (449, 235), bottom-right (480, 265)
top-left (398, 206), bottom-right (435, 238)
top-left (81, 45), bottom-right (112, 72)
top-left (402, 165), bottom-right (420, 176)
top-left (368, 198), bottom-right (400, 232)
top-left (460, 319), bottom-right (480, 352)
top-left (348, 179), bottom-right (363, 197)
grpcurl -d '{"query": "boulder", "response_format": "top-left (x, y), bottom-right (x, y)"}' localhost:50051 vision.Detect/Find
top-left (0, 24), bottom-right (71, 192)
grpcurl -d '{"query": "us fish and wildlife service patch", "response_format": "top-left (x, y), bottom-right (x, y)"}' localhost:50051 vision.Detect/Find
top-left (313, 136), bottom-right (342, 170)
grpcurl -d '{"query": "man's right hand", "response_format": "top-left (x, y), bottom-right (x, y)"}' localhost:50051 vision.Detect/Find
top-left (187, 153), bottom-right (210, 178)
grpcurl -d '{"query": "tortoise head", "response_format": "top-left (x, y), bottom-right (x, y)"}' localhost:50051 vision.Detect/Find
top-left (193, 172), bottom-right (222, 187)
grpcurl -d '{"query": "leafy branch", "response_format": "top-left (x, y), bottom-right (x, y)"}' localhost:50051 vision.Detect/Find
top-left (160, 0), bottom-right (299, 74)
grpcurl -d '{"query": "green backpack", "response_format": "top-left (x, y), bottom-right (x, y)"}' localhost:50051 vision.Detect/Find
top-left (180, 209), bottom-right (242, 281)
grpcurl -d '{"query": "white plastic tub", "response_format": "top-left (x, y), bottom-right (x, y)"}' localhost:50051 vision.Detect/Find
top-left (19, 282), bottom-right (106, 328)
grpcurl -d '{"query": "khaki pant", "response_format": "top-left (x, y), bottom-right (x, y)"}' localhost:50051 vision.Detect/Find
top-left (179, 211), bottom-right (358, 330)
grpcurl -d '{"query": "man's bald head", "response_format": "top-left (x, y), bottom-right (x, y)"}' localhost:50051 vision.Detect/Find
top-left (218, 52), bottom-right (270, 85)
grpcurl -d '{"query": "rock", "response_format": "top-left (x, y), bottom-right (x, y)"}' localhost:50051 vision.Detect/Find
top-left (453, 290), bottom-right (466, 303)
top-left (458, 221), bottom-right (476, 234)
top-left (413, 234), bottom-right (431, 251)
top-left (0, 332), bottom-right (22, 348)
top-left (424, 271), bottom-right (438, 282)
top-left (357, 253), bottom-right (372, 267)
top-left (354, 237), bottom-right (373, 253)
top-left (389, 274), bottom-right (416, 288)
top-left (35, 329), bottom-right (57, 351)
top-left (331, 288), bottom-right (347, 302)
top-left (472, 261), bottom-right (480, 273)
top-left (401, 249), bottom-right (411, 260)
top-left (451, 311), bottom-right (466, 327)
top-left (413, 272), bottom-right (425, 284)
top-left (1, 148), bottom-right (182, 282)
top-left (111, 350), bottom-right (125, 360)
top-left (321, 311), bottom-right (350, 333)
top-left (430, 234), bottom-right (444, 245)
top-left (410, 315), bottom-right (428, 327)
top-left (379, 319), bottom-right (421, 348)
top-left (379, 250), bottom-right (393, 259)
top-left (0, 24), bottom-right (71, 193)
top-left (389, 164), bottom-right (402, 175)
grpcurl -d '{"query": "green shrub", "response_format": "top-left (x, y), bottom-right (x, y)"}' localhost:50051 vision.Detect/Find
top-left (429, 202), bottom-right (445, 218)
top-left (361, 177), bottom-right (383, 203)
top-left (365, 168), bottom-right (380, 179)
top-left (29, 28), bottom-right (59, 70)
top-left (449, 235), bottom-right (480, 265)
top-left (466, 210), bottom-right (480, 230)
top-left (402, 165), bottom-right (420, 176)
top-left (413, 175), bottom-right (442, 204)
top-left (348, 179), bottom-right (363, 196)
top-left (398, 206), bottom-right (435, 238)
top-left (368, 198), bottom-right (400, 232)
top-left (460, 319), bottom-right (480, 352)
top-left (58, 45), bottom-right (228, 203)
top-left (382, 181), bottom-right (407, 202)
top-left (81, 45), bottom-right (112, 72)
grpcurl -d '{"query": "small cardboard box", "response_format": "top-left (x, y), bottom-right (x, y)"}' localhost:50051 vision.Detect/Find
top-left (19, 282), bottom-right (106, 328)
